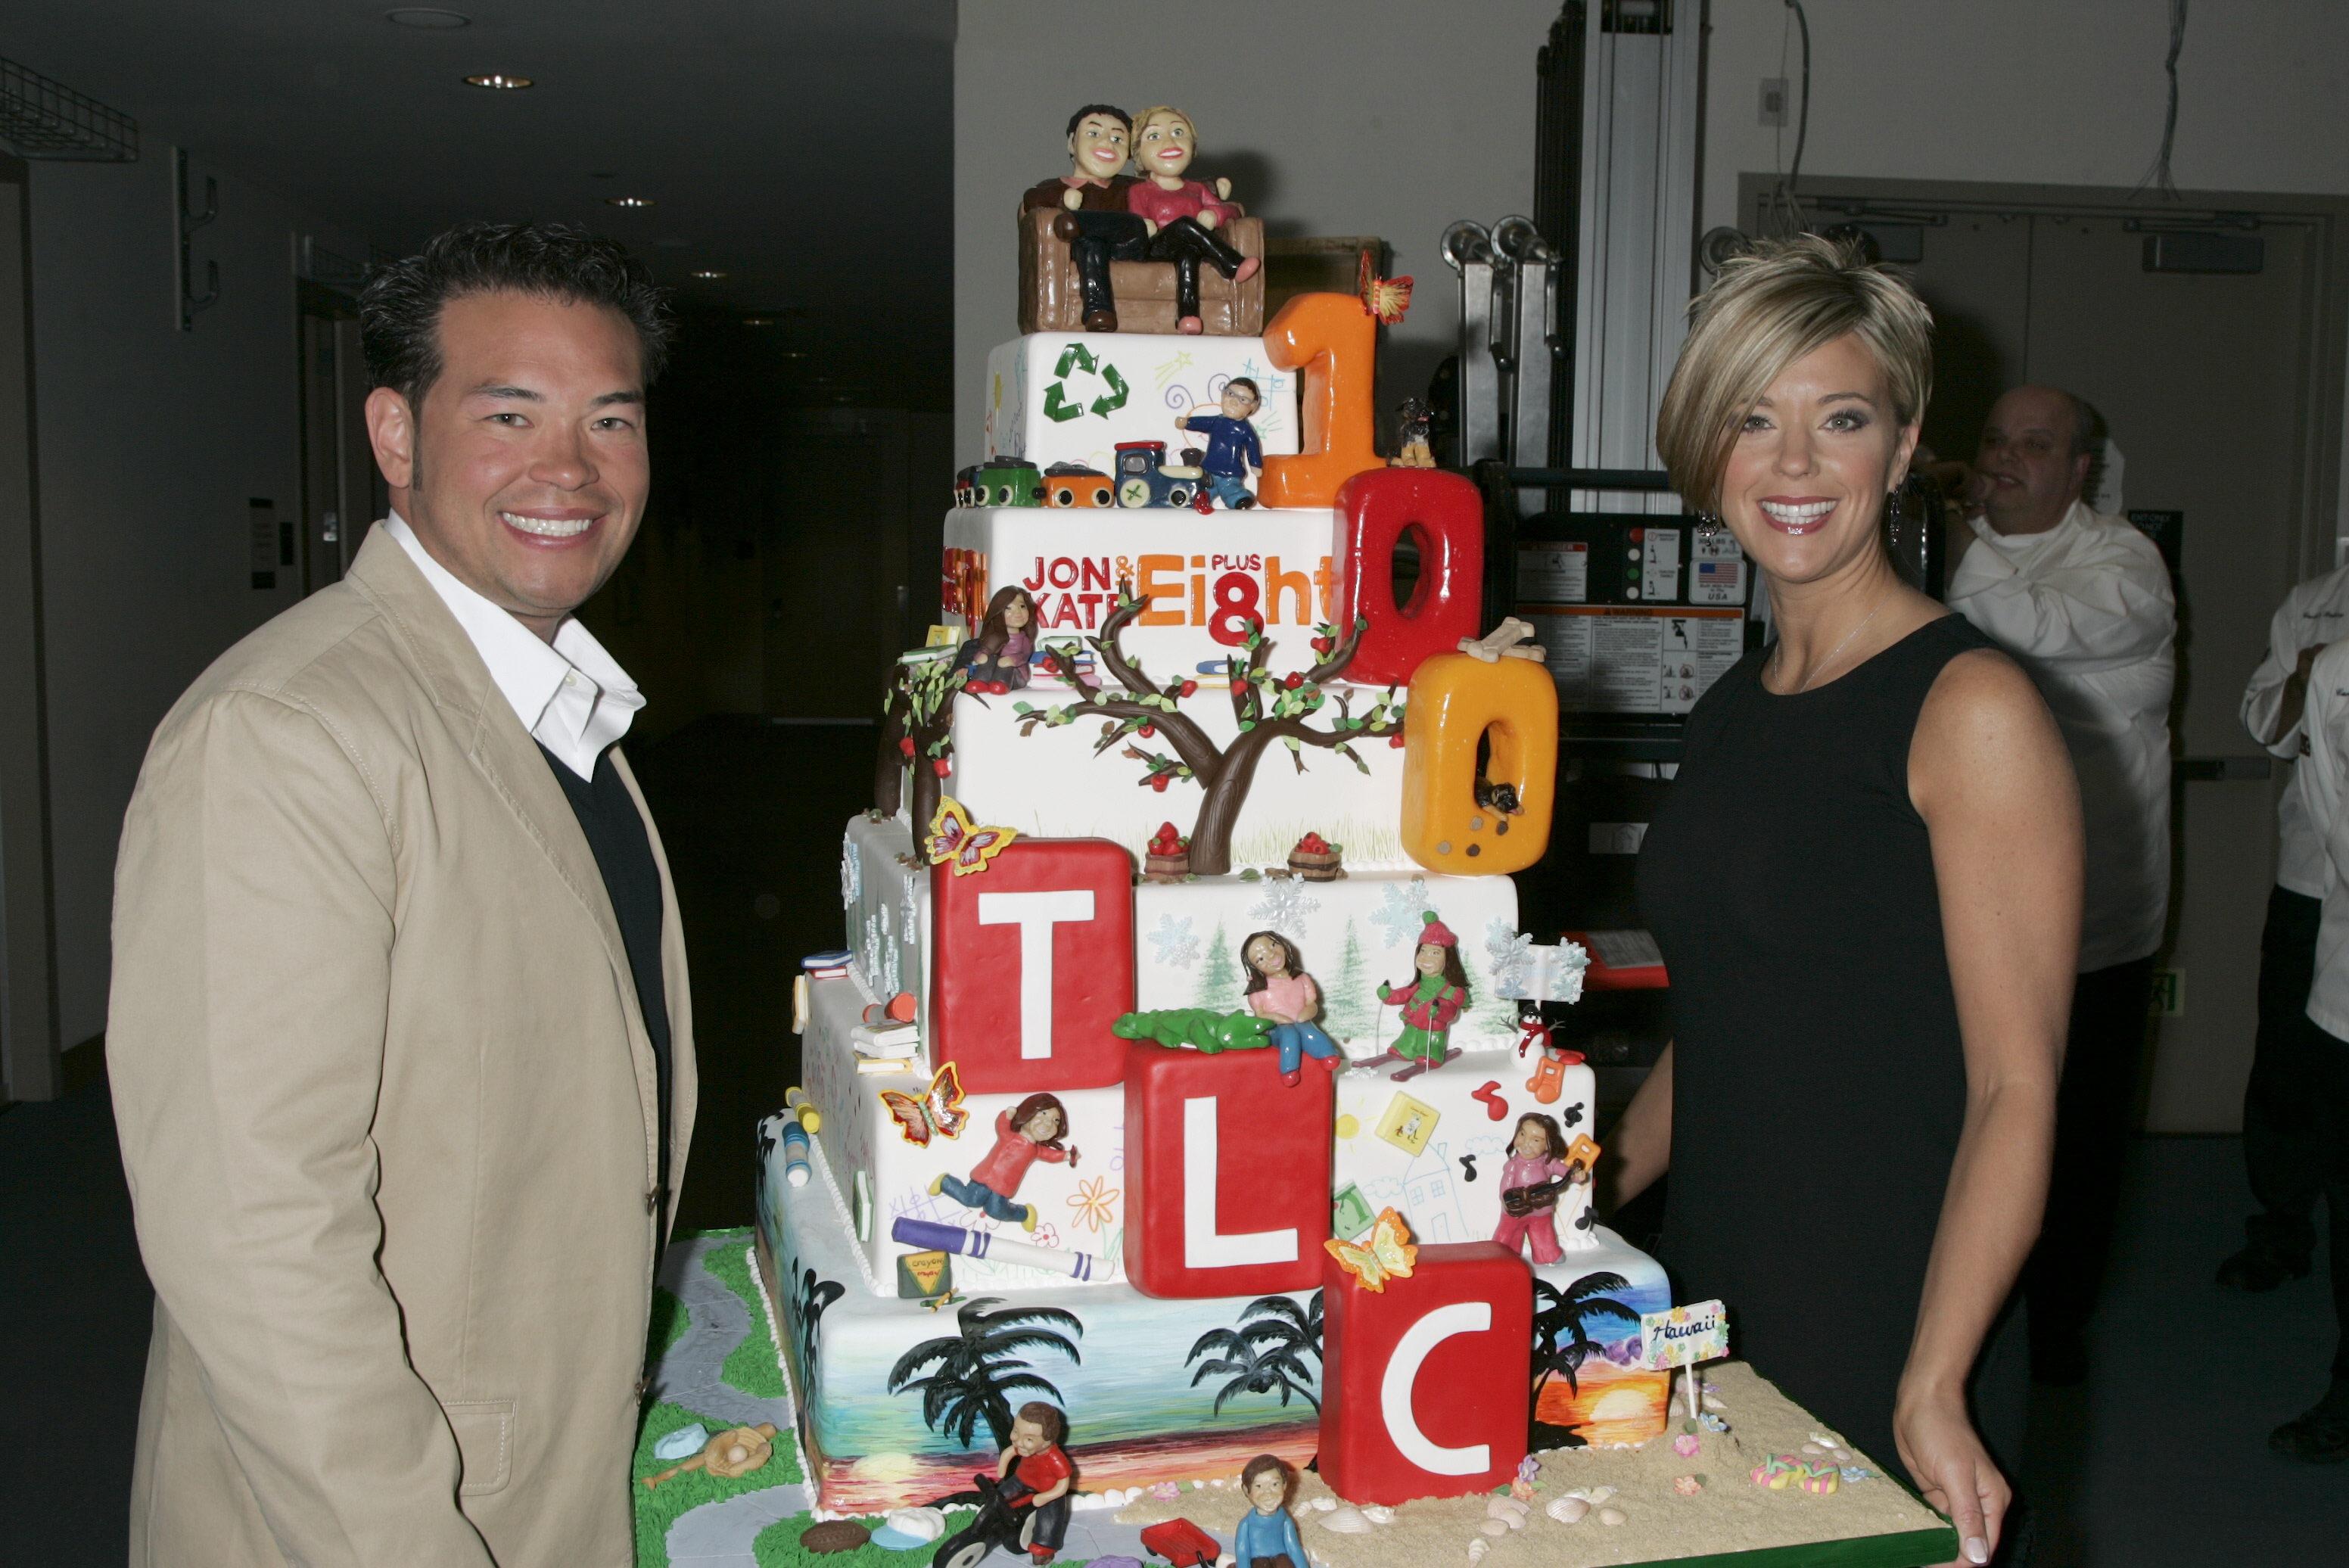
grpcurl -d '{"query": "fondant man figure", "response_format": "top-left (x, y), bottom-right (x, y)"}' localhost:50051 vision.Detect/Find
top-left (1021, 104), bottom-right (1150, 334)
top-left (1179, 378), bottom-right (1263, 513)
top-left (1235, 1454), bottom-right (1309, 1568)
top-left (1494, 1112), bottom-right (1574, 1264)
top-left (995, 1402), bottom-right (1076, 1564)
top-left (1374, 911), bottom-right (1470, 1081)
top-left (1127, 105), bottom-right (1261, 334)
top-left (958, 585), bottom-right (1038, 693)
top-left (930, 1093), bottom-right (1078, 1233)
top-left (1242, 930), bottom-right (1342, 1086)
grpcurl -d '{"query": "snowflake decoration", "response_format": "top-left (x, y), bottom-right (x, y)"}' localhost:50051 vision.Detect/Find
top-left (1146, 913), bottom-right (1200, 970)
top-left (901, 871), bottom-right (922, 948)
top-left (863, 913), bottom-right (882, 984)
top-left (1371, 878), bottom-right (1433, 948)
top-left (1486, 921), bottom-right (1535, 997)
top-left (1247, 879), bottom-right (1321, 942)
top-left (840, 835), bottom-right (861, 909)
top-left (1065, 1175), bottom-right (1120, 1234)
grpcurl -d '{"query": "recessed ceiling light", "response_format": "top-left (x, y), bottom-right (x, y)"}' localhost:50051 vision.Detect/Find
top-left (742, 316), bottom-right (774, 326)
top-left (605, 195), bottom-right (654, 208)
top-left (465, 73), bottom-right (533, 90)
top-left (691, 269), bottom-right (726, 280)
top-left (388, 7), bottom-right (470, 26)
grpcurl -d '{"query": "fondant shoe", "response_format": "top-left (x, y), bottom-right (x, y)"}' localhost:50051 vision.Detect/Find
top-left (1022, 1204), bottom-right (1039, 1234)
top-left (927, 1174), bottom-right (945, 1196)
top-left (1178, 314), bottom-right (1203, 334)
top-left (1280, 1069), bottom-right (1302, 1087)
top-left (1234, 255), bottom-right (1262, 284)
top-left (2217, 1242), bottom-right (2311, 1293)
top-left (2270, 1383), bottom-right (2349, 1462)
top-left (1082, 308), bottom-right (1118, 334)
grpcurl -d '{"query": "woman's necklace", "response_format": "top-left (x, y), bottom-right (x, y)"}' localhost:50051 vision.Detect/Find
top-left (1774, 595), bottom-right (1887, 693)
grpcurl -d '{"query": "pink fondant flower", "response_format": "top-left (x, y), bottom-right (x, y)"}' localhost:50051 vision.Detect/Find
top-left (1674, 1475), bottom-right (1702, 1497)
top-left (1673, 1434), bottom-right (1700, 1458)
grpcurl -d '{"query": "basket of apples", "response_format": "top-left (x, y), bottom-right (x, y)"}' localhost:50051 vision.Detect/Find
top-left (1143, 823), bottom-right (1191, 883)
top-left (1287, 831), bottom-right (1345, 882)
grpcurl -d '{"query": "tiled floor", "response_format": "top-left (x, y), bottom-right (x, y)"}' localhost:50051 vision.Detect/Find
top-left (8, 717), bottom-right (2344, 1563)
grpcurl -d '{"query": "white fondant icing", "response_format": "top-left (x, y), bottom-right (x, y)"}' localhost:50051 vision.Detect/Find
top-left (941, 506), bottom-right (1343, 680)
top-left (984, 333), bottom-right (1301, 473)
top-left (1381, 1300), bottom-right (1495, 1475)
top-left (975, 887), bottom-right (1095, 1059)
top-left (1181, 1095), bottom-right (1299, 1268)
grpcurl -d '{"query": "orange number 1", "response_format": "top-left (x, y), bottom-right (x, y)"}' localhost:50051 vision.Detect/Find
top-left (1258, 294), bottom-right (1380, 510)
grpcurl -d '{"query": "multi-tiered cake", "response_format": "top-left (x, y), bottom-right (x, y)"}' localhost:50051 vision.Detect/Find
top-left (752, 124), bottom-right (1674, 1522)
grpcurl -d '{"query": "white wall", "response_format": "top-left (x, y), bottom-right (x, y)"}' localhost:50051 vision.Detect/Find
top-left (954, 0), bottom-right (1563, 466)
top-left (29, 149), bottom-right (349, 1046)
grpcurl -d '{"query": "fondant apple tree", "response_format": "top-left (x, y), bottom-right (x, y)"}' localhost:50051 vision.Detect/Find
top-left (1009, 588), bottom-right (1402, 876)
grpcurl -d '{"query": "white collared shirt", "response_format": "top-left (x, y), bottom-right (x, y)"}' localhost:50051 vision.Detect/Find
top-left (2295, 639), bottom-right (2349, 1038)
top-left (1947, 499), bottom-right (2176, 972)
top-left (381, 512), bottom-right (644, 779)
top-left (2241, 563), bottom-right (2349, 898)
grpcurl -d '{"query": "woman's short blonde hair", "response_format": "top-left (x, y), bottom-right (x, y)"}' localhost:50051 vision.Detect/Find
top-left (1655, 234), bottom-right (1934, 512)
top-left (1132, 104), bottom-right (1196, 149)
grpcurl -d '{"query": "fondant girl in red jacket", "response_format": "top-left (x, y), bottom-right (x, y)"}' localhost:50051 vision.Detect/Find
top-left (930, 1093), bottom-right (1079, 1232)
top-left (1372, 911), bottom-right (1470, 1082)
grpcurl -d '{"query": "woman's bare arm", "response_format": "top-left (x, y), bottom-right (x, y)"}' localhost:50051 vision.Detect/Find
top-left (1604, 1041), bottom-right (1674, 1208)
top-left (1902, 646), bottom-right (2079, 1565)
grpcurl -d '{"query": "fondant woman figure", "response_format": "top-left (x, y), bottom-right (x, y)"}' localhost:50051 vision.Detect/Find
top-left (1234, 1454), bottom-right (1308, 1568)
top-left (1624, 236), bottom-right (2079, 1562)
top-left (1493, 1112), bottom-right (1574, 1265)
top-left (1374, 912), bottom-right (1469, 1081)
top-left (929, 1092), bottom-right (1079, 1233)
top-left (1126, 105), bottom-right (1261, 334)
top-left (957, 585), bottom-right (1038, 694)
top-left (1241, 930), bottom-right (1342, 1087)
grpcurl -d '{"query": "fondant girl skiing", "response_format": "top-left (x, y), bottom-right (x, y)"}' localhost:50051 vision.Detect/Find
top-left (1373, 911), bottom-right (1470, 1081)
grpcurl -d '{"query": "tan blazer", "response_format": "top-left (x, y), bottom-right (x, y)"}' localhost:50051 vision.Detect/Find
top-left (109, 527), bottom-right (696, 1566)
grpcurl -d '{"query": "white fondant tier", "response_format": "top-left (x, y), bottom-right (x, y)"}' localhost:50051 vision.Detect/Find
top-left (934, 683), bottom-right (1417, 871)
top-left (758, 1089), bottom-right (1674, 1515)
top-left (941, 506), bottom-right (1343, 680)
top-left (842, 817), bottom-right (1525, 1070)
top-left (983, 332), bottom-right (1301, 474)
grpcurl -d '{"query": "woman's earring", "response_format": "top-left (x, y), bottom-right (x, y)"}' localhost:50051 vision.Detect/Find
top-left (1695, 512), bottom-right (1724, 540)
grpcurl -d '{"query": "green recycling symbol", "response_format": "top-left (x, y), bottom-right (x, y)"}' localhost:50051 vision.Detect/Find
top-left (1043, 342), bottom-right (1130, 422)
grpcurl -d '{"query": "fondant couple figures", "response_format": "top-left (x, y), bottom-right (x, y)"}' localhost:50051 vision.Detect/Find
top-left (1022, 104), bottom-right (1261, 334)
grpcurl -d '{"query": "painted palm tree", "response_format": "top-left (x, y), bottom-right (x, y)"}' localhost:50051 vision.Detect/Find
top-left (1185, 1291), bottom-right (1324, 1414)
top-left (795, 1265), bottom-right (845, 1404)
top-left (1531, 1271), bottom-right (1635, 1402)
top-left (886, 1296), bottom-right (1084, 1450)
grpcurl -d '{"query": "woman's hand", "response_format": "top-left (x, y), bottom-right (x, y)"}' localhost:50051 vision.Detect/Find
top-left (1894, 1384), bottom-right (2008, 1566)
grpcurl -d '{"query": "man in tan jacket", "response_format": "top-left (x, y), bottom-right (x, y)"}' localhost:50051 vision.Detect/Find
top-left (108, 222), bottom-right (695, 1565)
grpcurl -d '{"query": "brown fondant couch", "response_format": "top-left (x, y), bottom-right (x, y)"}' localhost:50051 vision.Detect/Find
top-left (1016, 207), bottom-right (1267, 336)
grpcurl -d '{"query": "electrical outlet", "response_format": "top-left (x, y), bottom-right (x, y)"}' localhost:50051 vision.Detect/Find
top-left (1759, 77), bottom-right (1789, 127)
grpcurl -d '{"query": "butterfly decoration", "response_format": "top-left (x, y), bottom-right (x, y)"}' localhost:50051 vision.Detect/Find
top-left (1322, 1206), bottom-right (1417, 1292)
top-left (926, 797), bottom-right (1020, 876)
top-left (1357, 248), bottom-right (1415, 325)
top-left (879, 1060), bottom-right (969, 1147)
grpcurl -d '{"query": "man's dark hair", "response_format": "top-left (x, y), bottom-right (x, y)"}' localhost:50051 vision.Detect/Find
top-left (1065, 103), bottom-right (1130, 140)
top-left (360, 221), bottom-right (673, 409)
top-left (1225, 377), bottom-right (1261, 405)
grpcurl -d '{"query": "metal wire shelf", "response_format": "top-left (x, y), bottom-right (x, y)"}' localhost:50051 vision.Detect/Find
top-left (1, 57), bottom-right (138, 162)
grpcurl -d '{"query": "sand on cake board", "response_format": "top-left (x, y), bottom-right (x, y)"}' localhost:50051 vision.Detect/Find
top-left (1111, 1362), bottom-right (1958, 1567)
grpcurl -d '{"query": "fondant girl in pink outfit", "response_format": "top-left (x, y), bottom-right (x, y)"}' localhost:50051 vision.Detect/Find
top-left (931, 1093), bottom-right (1078, 1233)
top-left (1493, 1112), bottom-right (1577, 1264)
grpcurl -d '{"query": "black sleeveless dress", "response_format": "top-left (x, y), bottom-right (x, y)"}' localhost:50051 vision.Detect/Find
top-left (1635, 614), bottom-right (2027, 1471)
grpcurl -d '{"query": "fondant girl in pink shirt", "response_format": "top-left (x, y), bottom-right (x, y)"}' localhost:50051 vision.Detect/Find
top-left (1126, 105), bottom-right (1260, 334)
top-left (1494, 1112), bottom-right (1580, 1265)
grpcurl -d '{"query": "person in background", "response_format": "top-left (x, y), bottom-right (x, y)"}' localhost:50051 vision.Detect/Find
top-left (2262, 636), bottom-right (2349, 1461)
top-left (108, 222), bottom-right (694, 1565)
top-left (1943, 384), bottom-right (2176, 1386)
top-left (2226, 565), bottom-right (2349, 1298)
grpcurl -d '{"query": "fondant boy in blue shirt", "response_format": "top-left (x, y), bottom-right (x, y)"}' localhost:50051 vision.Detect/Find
top-left (1179, 378), bottom-right (1263, 512)
top-left (1234, 1454), bottom-right (1308, 1568)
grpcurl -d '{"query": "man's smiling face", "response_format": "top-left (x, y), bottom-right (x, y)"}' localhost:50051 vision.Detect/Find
top-left (1068, 112), bottom-right (1130, 180)
top-left (367, 290), bottom-right (649, 639)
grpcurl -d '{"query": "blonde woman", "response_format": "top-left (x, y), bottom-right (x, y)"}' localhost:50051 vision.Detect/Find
top-left (1616, 237), bottom-right (2079, 1566)
top-left (1125, 104), bottom-right (1258, 333)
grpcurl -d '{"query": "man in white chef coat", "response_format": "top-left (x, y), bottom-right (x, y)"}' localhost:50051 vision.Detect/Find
top-left (2225, 565), bottom-right (2349, 1299)
top-left (2260, 636), bottom-right (2349, 1460)
top-left (1945, 384), bottom-right (2176, 1386)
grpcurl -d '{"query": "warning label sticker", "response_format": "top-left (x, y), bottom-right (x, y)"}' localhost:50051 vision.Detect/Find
top-left (1690, 530), bottom-right (1747, 605)
top-left (1517, 605), bottom-right (1745, 714)
top-left (1517, 543), bottom-right (1589, 605)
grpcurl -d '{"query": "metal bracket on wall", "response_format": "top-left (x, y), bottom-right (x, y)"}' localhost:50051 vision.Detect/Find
top-left (176, 146), bottom-right (218, 331)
